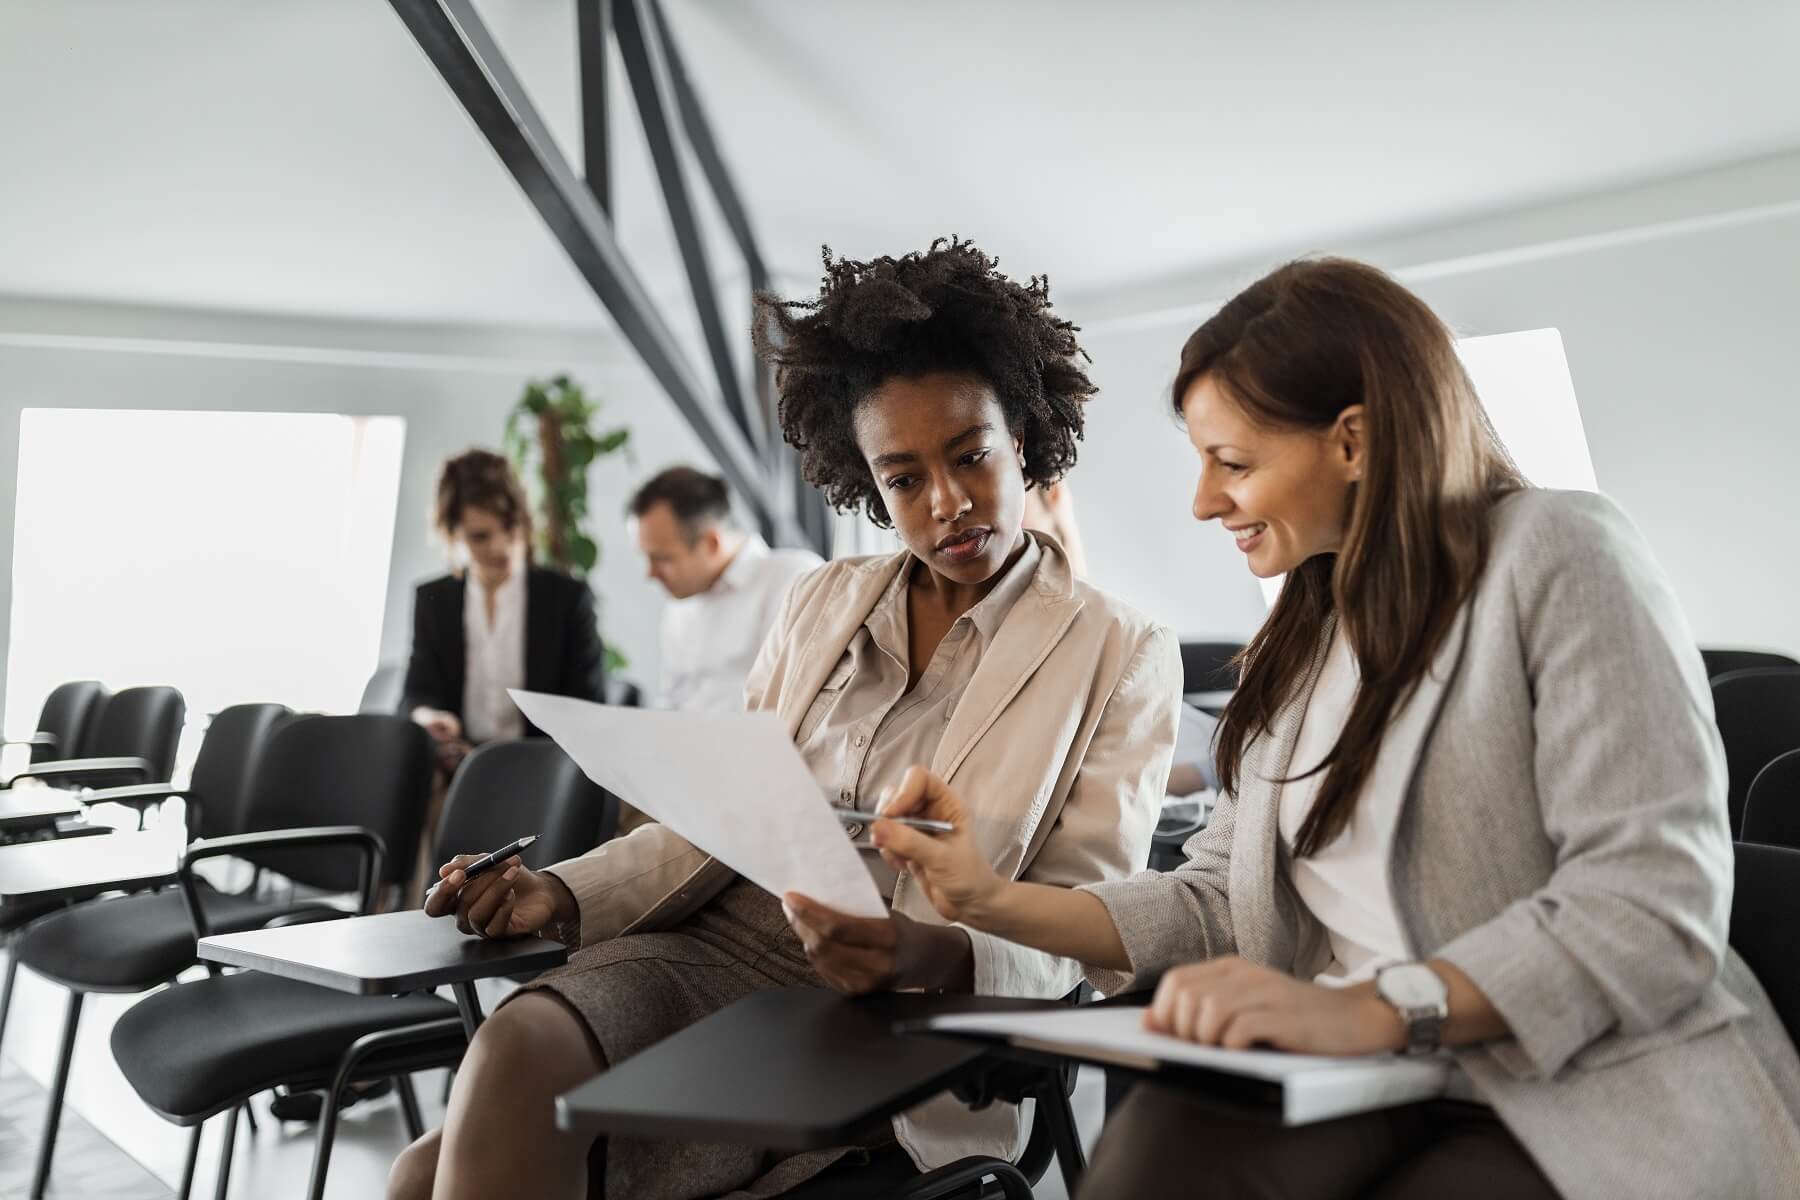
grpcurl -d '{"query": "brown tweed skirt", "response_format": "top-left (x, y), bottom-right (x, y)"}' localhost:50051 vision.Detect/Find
top-left (506, 878), bottom-right (895, 1199)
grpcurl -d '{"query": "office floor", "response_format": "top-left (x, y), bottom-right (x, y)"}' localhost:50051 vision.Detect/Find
top-left (0, 950), bottom-right (1100, 1199)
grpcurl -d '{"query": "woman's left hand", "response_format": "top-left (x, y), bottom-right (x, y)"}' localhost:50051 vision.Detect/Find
top-left (782, 894), bottom-right (933, 995)
top-left (1147, 956), bottom-right (1403, 1056)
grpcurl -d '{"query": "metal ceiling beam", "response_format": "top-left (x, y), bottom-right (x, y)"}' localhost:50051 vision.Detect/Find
top-left (575, 0), bottom-right (611, 215)
top-left (613, 0), bottom-right (757, 452)
top-left (644, 0), bottom-right (783, 454)
top-left (647, 0), bottom-right (770, 293)
top-left (387, 0), bottom-right (795, 545)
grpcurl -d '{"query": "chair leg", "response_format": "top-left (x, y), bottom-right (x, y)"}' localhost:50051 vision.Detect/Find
top-left (307, 1086), bottom-right (344, 1200)
top-left (178, 1122), bottom-right (203, 1200)
top-left (28, 989), bottom-right (82, 1200)
top-left (213, 1104), bottom-right (240, 1200)
top-left (395, 1073), bottom-right (425, 1142)
top-left (0, 944), bottom-right (17, 1054)
top-left (242, 1094), bottom-right (259, 1135)
top-left (1036, 1075), bottom-right (1087, 1196)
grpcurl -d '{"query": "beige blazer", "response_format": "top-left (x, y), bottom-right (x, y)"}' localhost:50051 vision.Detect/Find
top-left (1087, 490), bottom-right (1800, 1198)
top-left (545, 534), bottom-right (1181, 1170)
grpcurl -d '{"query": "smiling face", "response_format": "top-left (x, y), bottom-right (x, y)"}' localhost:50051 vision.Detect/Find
top-left (854, 371), bottom-right (1027, 586)
top-left (1181, 374), bottom-right (1364, 578)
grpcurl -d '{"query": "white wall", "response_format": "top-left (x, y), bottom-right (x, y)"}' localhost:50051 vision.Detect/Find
top-left (0, 299), bottom-right (717, 716)
top-left (1064, 152), bottom-right (1800, 655)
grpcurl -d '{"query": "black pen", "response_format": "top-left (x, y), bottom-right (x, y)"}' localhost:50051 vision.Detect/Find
top-left (423, 834), bottom-right (538, 904)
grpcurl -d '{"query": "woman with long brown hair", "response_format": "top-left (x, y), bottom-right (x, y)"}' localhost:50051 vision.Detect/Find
top-left (868, 258), bottom-right (1800, 1196)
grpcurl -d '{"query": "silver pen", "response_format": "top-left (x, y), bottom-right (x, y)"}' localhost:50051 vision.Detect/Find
top-left (834, 808), bottom-right (953, 835)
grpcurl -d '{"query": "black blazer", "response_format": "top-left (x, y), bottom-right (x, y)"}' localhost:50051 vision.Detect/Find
top-left (401, 566), bottom-right (607, 739)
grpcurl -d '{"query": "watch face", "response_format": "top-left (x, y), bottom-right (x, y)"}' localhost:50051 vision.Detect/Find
top-left (1380, 964), bottom-right (1447, 1009)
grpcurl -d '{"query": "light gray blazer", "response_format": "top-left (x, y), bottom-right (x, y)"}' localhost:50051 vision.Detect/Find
top-left (1086, 490), bottom-right (1800, 1198)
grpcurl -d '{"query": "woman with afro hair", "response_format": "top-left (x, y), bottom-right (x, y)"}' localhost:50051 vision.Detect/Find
top-left (390, 237), bottom-right (1182, 1200)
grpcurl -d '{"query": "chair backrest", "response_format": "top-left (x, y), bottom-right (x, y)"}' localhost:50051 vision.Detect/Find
top-left (73, 690), bottom-right (114, 758)
top-left (1742, 748), bottom-right (1800, 853)
top-left (80, 685), bottom-right (186, 785)
top-left (1702, 647), bottom-right (1800, 681)
top-left (358, 661), bottom-right (407, 714)
top-left (435, 739), bottom-right (616, 870)
top-left (31, 680), bottom-right (107, 765)
top-left (1711, 668), bottom-right (1800, 835)
top-left (187, 703), bottom-right (292, 840)
top-left (1730, 842), bottom-right (1800, 1040)
top-left (1179, 641), bottom-right (1244, 695)
top-left (239, 713), bottom-right (434, 892)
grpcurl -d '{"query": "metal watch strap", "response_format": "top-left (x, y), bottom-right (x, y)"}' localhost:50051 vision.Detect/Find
top-left (1398, 1004), bottom-right (1445, 1056)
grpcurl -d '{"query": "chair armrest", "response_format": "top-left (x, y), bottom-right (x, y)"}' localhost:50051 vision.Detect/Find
top-left (180, 827), bottom-right (386, 937)
top-left (80, 782), bottom-right (189, 810)
top-left (0, 733), bottom-right (56, 749)
top-left (11, 757), bottom-right (155, 786)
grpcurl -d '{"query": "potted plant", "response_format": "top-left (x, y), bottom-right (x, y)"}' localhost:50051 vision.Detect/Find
top-left (504, 374), bottom-right (633, 671)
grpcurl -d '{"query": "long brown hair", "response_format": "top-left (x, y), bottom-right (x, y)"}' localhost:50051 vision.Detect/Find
top-left (1183, 259), bottom-right (1525, 856)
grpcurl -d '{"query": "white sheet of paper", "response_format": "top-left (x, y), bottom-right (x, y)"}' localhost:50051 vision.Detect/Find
top-left (508, 691), bottom-right (887, 919)
top-left (927, 1007), bottom-right (1448, 1124)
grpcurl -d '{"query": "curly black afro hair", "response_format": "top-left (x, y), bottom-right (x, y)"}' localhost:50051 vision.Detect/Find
top-left (752, 237), bottom-right (1095, 528)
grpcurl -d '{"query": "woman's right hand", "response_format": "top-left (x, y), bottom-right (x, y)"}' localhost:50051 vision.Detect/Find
top-left (423, 854), bottom-right (576, 939)
top-left (870, 766), bottom-right (1006, 926)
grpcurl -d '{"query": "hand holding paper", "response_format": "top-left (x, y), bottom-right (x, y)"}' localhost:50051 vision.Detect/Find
top-left (508, 691), bottom-right (887, 919)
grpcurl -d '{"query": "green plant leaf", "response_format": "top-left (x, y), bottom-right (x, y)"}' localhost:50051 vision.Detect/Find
top-left (570, 532), bottom-right (598, 575)
top-left (604, 645), bottom-right (630, 675)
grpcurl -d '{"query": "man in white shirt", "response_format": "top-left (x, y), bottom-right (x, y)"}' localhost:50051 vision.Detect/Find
top-left (629, 466), bottom-right (823, 713)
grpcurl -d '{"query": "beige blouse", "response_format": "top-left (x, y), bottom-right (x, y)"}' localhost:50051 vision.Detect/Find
top-left (794, 535), bottom-right (1041, 896)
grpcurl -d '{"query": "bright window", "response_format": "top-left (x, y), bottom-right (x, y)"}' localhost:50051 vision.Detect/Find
top-left (1258, 327), bottom-right (1596, 607)
top-left (4, 409), bottom-right (405, 776)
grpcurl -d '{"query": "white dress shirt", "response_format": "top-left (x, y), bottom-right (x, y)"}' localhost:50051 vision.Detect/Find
top-left (462, 567), bottom-right (526, 742)
top-left (1276, 626), bottom-right (1410, 985)
top-left (659, 536), bottom-right (823, 713)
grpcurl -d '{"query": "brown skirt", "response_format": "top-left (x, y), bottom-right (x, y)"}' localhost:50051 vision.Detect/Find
top-left (508, 878), bottom-right (892, 1199)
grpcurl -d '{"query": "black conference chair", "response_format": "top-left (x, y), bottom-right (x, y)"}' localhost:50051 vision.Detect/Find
top-left (1701, 647), bottom-right (1800, 682)
top-left (239, 713), bottom-right (436, 902)
top-left (108, 734), bottom-right (617, 1199)
top-left (5, 685), bottom-right (186, 802)
top-left (112, 830), bottom-right (455, 1200)
top-left (1741, 749), bottom-right (1800, 853)
top-left (1, 680), bottom-right (107, 766)
top-left (1711, 668), bottom-right (1800, 836)
top-left (1179, 640), bottom-right (1243, 714)
top-left (12, 704), bottom-right (304, 1199)
top-left (434, 737), bottom-right (617, 870)
top-left (1729, 843), bottom-right (1800, 1043)
top-left (110, 714), bottom-right (444, 1200)
top-left (1, 703), bottom-right (289, 1057)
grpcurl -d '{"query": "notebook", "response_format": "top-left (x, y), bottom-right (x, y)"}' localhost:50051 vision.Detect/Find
top-left (923, 1006), bottom-right (1450, 1125)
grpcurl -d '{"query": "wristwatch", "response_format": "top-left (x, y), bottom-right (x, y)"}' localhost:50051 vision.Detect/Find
top-left (1375, 962), bottom-right (1449, 1056)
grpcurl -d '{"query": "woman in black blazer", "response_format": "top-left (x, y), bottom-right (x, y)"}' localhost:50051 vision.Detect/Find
top-left (403, 567), bottom-right (608, 741)
top-left (400, 450), bottom-right (606, 893)
top-left (404, 449), bottom-right (607, 757)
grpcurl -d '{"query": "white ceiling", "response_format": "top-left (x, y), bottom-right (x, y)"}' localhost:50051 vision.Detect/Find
top-left (3, 0), bottom-right (1799, 329)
